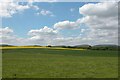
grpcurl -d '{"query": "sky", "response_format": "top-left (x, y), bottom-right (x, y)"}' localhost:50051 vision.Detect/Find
top-left (0, 0), bottom-right (119, 46)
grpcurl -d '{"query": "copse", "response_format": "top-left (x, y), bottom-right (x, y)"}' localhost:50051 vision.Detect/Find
top-left (74, 45), bottom-right (92, 49)
top-left (47, 45), bottom-right (52, 47)
top-left (0, 44), bottom-right (14, 47)
top-left (61, 45), bottom-right (92, 49)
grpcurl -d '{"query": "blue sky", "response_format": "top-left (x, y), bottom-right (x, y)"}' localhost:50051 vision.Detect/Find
top-left (2, 2), bottom-right (86, 38)
top-left (1, 1), bottom-right (118, 45)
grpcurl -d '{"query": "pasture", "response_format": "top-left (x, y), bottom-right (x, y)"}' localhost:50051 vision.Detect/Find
top-left (2, 47), bottom-right (118, 78)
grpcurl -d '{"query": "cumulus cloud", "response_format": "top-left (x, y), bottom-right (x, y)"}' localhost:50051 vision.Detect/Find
top-left (0, 27), bottom-right (22, 45)
top-left (0, 27), bottom-right (59, 45)
top-left (79, 2), bottom-right (118, 18)
top-left (1, 2), bottom-right (118, 45)
top-left (51, 36), bottom-right (94, 46)
top-left (0, 0), bottom-right (39, 17)
top-left (54, 20), bottom-right (80, 30)
top-left (0, 27), bottom-right (13, 35)
top-left (78, 2), bottom-right (118, 45)
top-left (27, 0), bottom-right (57, 2)
top-left (81, 29), bottom-right (85, 33)
top-left (27, 26), bottom-right (60, 45)
top-left (28, 0), bottom-right (119, 2)
top-left (36, 9), bottom-right (54, 17)
top-left (0, 0), bottom-right (118, 18)
top-left (28, 26), bottom-right (58, 36)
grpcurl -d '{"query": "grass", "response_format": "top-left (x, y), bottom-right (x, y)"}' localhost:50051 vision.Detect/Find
top-left (2, 48), bottom-right (118, 78)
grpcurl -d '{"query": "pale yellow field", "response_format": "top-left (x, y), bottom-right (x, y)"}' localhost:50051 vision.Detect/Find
top-left (0, 46), bottom-right (85, 50)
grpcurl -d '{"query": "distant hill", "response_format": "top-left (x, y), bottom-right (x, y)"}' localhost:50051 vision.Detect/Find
top-left (25, 45), bottom-right (42, 47)
top-left (73, 44), bottom-right (91, 49)
top-left (93, 44), bottom-right (118, 47)
top-left (54, 44), bottom-right (119, 50)
top-left (74, 44), bottom-right (91, 47)
top-left (91, 44), bottom-right (119, 50)
top-left (53, 44), bottom-right (92, 49)
top-left (0, 44), bottom-right (119, 50)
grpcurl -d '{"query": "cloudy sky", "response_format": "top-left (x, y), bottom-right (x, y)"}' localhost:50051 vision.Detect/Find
top-left (0, 0), bottom-right (118, 46)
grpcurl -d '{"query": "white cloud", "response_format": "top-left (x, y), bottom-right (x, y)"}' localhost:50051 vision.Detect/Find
top-left (81, 29), bottom-right (85, 33)
top-left (29, 3), bottom-right (40, 10)
top-left (54, 20), bottom-right (80, 30)
top-left (51, 36), bottom-right (94, 46)
top-left (0, 0), bottom-right (29, 17)
top-left (0, 2), bottom-right (119, 45)
top-left (0, 27), bottom-right (59, 45)
top-left (28, 26), bottom-right (58, 36)
top-left (0, 0), bottom-right (39, 18)
top-left (79, 2), bottom-right (118, 45)
top-left (0, 27), bottom-right (13, 35)
top-left (79, 2), bottom-right (118, 18)
top-left (37, 9), bottom-right (54, 17)
top-left (27, 0), bottom-right (119, 2)
top-left (0, 27), bottom-right (22, 45)
top-left (27, 0), bottom-right (57, 2)
top-left (27, 26), bottom-right (60, 45)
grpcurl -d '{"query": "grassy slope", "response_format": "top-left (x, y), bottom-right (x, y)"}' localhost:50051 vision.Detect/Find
top-left (2, 48), bottom-right (118, 78)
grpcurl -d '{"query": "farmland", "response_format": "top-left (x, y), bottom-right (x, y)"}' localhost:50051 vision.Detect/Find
top-left (2, 47), bottom-right (118, 78)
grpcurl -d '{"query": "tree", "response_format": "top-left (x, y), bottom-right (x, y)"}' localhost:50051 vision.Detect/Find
top-left (48, 45), bottom-right (51, 47)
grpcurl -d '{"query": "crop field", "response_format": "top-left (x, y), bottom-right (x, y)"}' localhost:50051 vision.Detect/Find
top-left (2, 47), bottom-right (118, 78)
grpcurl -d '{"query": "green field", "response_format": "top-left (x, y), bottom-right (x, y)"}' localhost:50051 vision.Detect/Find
top-left (2, 48), bottom-right (118, 78)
